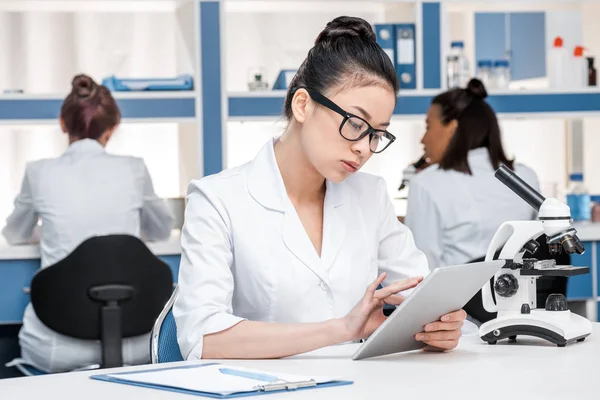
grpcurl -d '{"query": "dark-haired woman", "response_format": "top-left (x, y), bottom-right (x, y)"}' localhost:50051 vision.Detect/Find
top-left (2, 74), bottom-right (174, 372)
top-left (404, 79), bottom-right (544, 322)
top-left (173, 16), bottom-right (467, 361)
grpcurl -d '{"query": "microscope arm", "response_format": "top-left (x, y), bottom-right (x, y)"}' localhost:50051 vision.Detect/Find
top-left (482, 221), bottom-right (544, 313)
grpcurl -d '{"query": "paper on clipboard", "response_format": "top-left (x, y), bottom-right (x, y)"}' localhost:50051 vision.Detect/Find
top-left (103, 364), bottom-right (343, 396)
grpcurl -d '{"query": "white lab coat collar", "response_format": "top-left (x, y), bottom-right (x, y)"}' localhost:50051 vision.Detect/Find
top-left (246, 138), bottom-right (348, 211)
top-left (246, 138), bottom-right (349, 282)
top-left (64, 138), bottom-right (105, 155)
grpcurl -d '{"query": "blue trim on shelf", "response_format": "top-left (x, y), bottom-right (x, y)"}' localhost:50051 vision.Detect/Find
top-left (422, 2), bottom-right (441, 89)
top-left (200, 1), bottom-right (223, 176)
top-left (229, 95), bottom-right (286, 118)
top-left (487, 93), bottom-right (600, 114)
top-left (229, 92), bottom-right (600, 118)
top-left (0, 97), bottom-right (195, 121)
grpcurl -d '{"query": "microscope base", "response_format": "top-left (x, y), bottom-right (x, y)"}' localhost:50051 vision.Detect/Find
top-left (479, 310), bottom-right (592, 347)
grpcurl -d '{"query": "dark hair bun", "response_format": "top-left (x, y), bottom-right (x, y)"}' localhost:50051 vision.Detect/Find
top-left (315, 16), bottom-right (376, 45)
top-left (466, 78), bottom-right (487, 99)
top-left (71, 74), bottom-right (98, 99)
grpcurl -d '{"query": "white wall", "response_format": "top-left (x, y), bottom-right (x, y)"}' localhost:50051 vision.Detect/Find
top-left (225, 9), bottom-right (388, 91)
top-left (0, 11), bottom-right (183, 224)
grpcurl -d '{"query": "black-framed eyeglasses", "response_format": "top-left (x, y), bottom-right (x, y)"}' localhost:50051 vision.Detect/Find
top-left (298, 87), bottom-right (396, 154)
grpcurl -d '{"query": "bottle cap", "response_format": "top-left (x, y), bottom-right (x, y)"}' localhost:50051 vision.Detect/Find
top-left (574, 46), bottom-right (585, 57)
top-left (570, 173), bottom-right (584, 182)
top-left (553, 37), bottom-right (564, 47)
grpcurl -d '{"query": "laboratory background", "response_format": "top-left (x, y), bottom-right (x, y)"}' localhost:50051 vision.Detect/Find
top-left (1, 0), bottom-right (600, 392)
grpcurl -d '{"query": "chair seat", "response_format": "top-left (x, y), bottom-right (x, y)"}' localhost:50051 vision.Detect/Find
top-left (6, 359), bottom-right (47, 376)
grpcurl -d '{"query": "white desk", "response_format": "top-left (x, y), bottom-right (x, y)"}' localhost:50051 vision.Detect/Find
top-left (1, 327), bottom-right (598, 400)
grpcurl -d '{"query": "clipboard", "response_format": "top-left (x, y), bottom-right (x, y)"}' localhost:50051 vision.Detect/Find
top-left (90, 363), bottom-right (353, 398)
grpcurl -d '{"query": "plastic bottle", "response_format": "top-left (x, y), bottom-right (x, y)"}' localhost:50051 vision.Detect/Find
top-left (447, 41), bottom-right (469, 88)
top-left (476, 60), bottom-right (493, 88)
top-left (573, 46), bottom-right (588, 89)
top-left (588, 57), bottom-right (597, 86)
top-left (548, 37), bottom-right (569, 89)
top-left (493, 60), bottom-right (511, 89)
top-left (566, 173), bottom-right (591, 221)
top-left (590, 195), bottom-right (600, 223)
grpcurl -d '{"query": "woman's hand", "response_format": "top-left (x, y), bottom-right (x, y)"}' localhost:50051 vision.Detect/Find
top-left (342, 273), bottom-right (423, 342)
top-left (415, 309), bottom-right (467, 352)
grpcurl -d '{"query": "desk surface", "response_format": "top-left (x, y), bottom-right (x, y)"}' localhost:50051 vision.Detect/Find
top-left (0, 230), bottom-right (182, 260)
top-left (2, 327), bottom-right (598, 400)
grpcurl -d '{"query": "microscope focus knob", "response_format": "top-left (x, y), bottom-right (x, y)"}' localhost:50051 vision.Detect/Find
top-left (545, 294), bottom-right (568, 311)
top-left (494, 274), bottom-right (519, 297)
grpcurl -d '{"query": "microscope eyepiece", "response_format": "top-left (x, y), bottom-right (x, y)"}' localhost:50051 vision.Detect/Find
top-left (495, 165), bottom-right (546, 212)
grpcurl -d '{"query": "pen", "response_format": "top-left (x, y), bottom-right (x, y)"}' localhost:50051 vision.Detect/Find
top-left (219, 368), bottom-right (280, 382)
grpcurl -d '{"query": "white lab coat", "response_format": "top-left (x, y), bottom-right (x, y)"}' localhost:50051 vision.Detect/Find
top-left (405, 148), bottom-right (539, 271)
top-left (174, 138), bottom-right (430, 360)
top-left (2, 138), bottom-right (174, 373)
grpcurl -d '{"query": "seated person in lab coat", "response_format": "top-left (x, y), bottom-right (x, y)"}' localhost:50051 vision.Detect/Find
top-left (173, 16), bottom-right (468, 360)
top-left (2, 74), bottom-right (175, 373)
top-left (404, 79), bottom-right (546, 322)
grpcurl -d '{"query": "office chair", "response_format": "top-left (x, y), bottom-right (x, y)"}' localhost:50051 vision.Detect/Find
top-left (150, 286), bottom-right (184, 363)
top-left (30, 234), bottom-right (173, 369)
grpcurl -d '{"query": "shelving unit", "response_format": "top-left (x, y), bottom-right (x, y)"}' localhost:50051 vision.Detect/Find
top-left (3, 1), bottom-right (600, 169)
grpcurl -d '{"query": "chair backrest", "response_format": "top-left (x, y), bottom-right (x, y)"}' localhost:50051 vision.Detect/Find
top-left (31, 234), bottom-right (173, 340)
top-left (151, 286), bottom-right (184, 363)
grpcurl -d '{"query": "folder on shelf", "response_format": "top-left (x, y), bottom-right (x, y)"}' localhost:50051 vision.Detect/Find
top-left (90, 363), bottom-right (352, 398)
top-left (375, 24), bottom-right (396, 66)
top-left (394, 23), bottom-right (417, 89)
top-left (272, 69), bottom-right (297, 90)
top-left (101, 74), bottom-right (194, 91)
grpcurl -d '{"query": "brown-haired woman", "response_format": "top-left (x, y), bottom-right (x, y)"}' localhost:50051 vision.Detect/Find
top-left (2, 74), bottom-right (174, 372)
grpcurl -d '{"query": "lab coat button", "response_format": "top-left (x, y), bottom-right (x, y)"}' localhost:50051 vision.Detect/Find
top-left (319, 281), bottom-right (327, 291)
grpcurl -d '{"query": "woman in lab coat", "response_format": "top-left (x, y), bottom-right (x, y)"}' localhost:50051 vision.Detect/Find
top-left (2, 74), bottom-right (174, 373)
top-left (173, 16), bottom-right (468, 360)
top-left (404, 79), bottom-right (544, 321)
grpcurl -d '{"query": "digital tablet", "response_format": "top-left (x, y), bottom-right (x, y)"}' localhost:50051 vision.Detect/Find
top-left (352, 260), bottom-right (506, 360)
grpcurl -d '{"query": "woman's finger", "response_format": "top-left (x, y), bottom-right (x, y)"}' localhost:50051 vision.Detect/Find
top-left (440, 309), bottom-right (467, 322)
top-left (383, 294), bottom-right (405, 306)
top-left (416, 329), bottom-right (461, 342)
top-left (366, 273), bottom-right (387, 296)
top-left (423, 320), bottom-right (463, 332)
top-left (373, 277), bottom-right (422, 300)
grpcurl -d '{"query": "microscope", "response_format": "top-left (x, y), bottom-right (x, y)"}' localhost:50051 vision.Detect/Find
top-left (479, 165), bottom-right (593, 347)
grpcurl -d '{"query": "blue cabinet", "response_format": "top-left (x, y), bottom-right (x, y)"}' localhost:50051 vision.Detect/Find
top-left (475, 12), bottom-right (546, 82)
top-left (0, 255), bottom-right (181, 324)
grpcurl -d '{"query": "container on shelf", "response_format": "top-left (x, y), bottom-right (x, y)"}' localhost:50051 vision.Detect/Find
top-left (447, 41), bottom-right (469, 89)
top-left (566, 173), bottom-right (591, 222)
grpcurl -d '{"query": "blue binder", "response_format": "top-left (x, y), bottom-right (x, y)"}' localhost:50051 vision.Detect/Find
top-left (272, 69), bottom-right (297, 90)
top-left (374, 24), bottom-right (396, 67)
top-left (394, 24), bottom-right (417, 89)
top-left (101, 74), bottom-right (194, 91)
top-left (90, 363), bottom-right (353, 398)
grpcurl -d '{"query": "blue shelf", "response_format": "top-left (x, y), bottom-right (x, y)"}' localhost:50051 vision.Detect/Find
top-left (228, 90), bottom-right (600, 119)
top-left (0, 93), bottom-right (196, 123)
